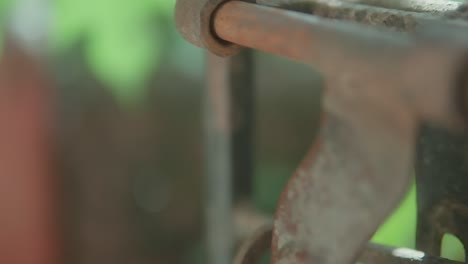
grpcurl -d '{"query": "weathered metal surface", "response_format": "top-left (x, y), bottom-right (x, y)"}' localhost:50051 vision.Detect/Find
top-left (256, 0), bottom-right (466, 22)
top-left (235, 3), bottom-right (468, 261)
top-left (179, 1), bottom-right (468, 263)
top-left (272, 106), bottom-right (416, 263)
top-left (214, 1), bottom-right (468, 127)
top-left (174, 0), bottom-right (246, 56)
top-left (415, 125), bottom-right (468, 257)
top-left (175, 0), bottom-right (468, 56)
top-left (249, 1), bottom-right (468, 260)
top-left (255, 0), bottom-right (467, 33)
top-left (257, 0), bottom-right (462, 13)
top-left (343, 0), bottom-right (462, 13)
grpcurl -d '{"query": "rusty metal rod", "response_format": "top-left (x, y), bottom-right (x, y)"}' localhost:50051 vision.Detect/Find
top-left (213, 1), bottom-right (468, 129)
top-left (256, 0), bottom-right (468, 33)
top-left (275, 0), bottom-right (464, 13)
top-left (205, 52), bottom-right (235, 264)
top-left (213, 1), bottom-right (458, 72)
top-left (214, 1), bottom-right (412, 68)
top-left (205, 52), bottom-right (234, 264)
top-left (339, 0), bottom-right (462, 13)
top-left (205, 49), bottom-right (255, 264)
top-left (256, 0), bottom-right (466, 23)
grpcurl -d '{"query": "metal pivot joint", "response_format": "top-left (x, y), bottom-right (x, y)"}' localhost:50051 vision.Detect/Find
top-left (175, 0), bottom-right (248, 56)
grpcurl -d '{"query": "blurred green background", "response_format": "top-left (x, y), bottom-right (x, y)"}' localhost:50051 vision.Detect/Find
top-left (1, 0), bottom-right (465, 263)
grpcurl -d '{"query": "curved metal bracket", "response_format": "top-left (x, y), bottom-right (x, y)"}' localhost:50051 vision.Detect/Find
top-left (269, 71), bottom-right (419, 263)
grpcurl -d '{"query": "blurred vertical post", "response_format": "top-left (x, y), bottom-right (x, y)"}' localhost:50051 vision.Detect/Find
top-left (204, 49), bottom-right (254, 264)
top-left (0, 0), bottom-right (60, 263)
top-left (231, 51), bottom-right (254, 199)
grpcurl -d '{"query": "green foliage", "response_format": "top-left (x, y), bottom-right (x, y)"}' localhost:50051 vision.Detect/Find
top-left (0, 0), bottom-right (13, 56)
top-left (0, 0), bottom-right (174, 104)
top-left (0, 0), bottom-right (12, 21)
top-left (371, 182), bottom-right (463, 261)
top-left (0, 0), bottom-right (11, 23)
top-left (442, 234), bottom-right (465, 261)
top-left (52, 0), bottom-right (175, 104)
top-left (371, 181), bottom-right (416, 248)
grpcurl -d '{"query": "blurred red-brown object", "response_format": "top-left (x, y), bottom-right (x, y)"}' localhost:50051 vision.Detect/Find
top-left (0, 38), bottom-right (60, 264)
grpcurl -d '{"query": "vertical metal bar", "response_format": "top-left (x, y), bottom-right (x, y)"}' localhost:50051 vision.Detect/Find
top-left (231, 50), bottom-right (254, 199)
top-left (205, 52), bottom-right (235, 264)
top-left (205, 49), bottom-right (254, 264)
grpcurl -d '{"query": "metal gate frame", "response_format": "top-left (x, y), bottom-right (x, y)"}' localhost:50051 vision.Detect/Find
top-left (175, 0), bottom-right (468, 263)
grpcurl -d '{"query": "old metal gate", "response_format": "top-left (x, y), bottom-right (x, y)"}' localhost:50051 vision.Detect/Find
top-left (175, 0), bottom-right (468, 264)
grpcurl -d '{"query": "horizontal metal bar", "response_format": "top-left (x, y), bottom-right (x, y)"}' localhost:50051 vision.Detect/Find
top-left (213, 1), bottom-right (468, 129)
top-left (214, 1), bottom-right (411, 66)
top-left (213, 1), bottom-right (468, 68)
top-left (341, 0), bottom-right (462, 13)
top-left (255, 0), bottom-right (468, 33)
top-left (257, 0), bottom-right (464, 16)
